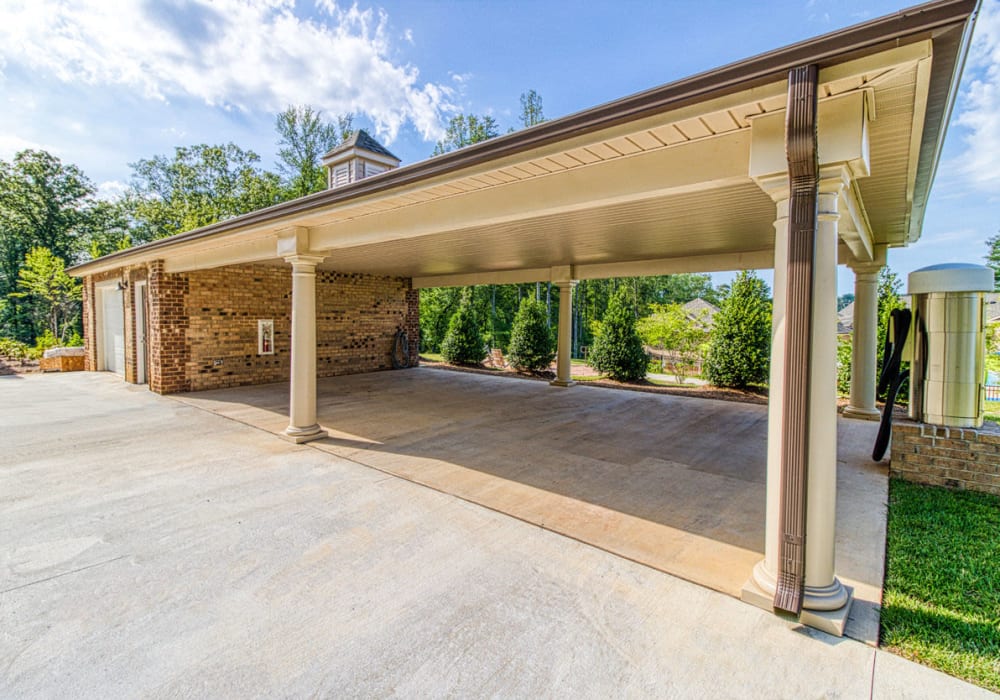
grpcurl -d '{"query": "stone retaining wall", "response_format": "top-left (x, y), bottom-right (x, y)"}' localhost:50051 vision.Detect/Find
top-left (891, 420), bottom-right (1000, 496)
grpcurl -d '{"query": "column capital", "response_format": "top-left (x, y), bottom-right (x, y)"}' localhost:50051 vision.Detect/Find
top-left (549, 265), bottom-right (575, 284)
top-left (554, 279), bottom-right (578, 290)
top-left (848, 261), bottom-right (883, 278)
top-left (283, 253), bottom-right (327, 269)
top-left (754, 162), bottom-right (856, 205)
top-left (847, 244), bottom-right (887, 276)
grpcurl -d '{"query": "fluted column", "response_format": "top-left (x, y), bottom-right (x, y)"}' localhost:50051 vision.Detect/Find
top-left (282, 254), bottom-right (328, 444)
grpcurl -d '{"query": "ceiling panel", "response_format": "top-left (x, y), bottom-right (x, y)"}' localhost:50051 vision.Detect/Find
top-left (318, 183), bottom-right (776, 279)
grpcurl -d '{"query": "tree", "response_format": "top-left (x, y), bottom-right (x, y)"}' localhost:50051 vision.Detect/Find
top-left (441, 289), bottom-right (487, 365)
top-left (275, 106), bottom-right (353, 198)
top-left (837, 336), bottom-right (852, 396)
top-left (837, 293), bottom-right (855, 311)
top-left (637, 303), bottom-right (709, 383)
top-left (419, 286), bottom-right (463, 353)
top-left (986, 232), bottom-right (1000, 291)
top-left (507, 298), bottom-right (554, 371)
top-left (9, 247), bottom-right (81, 343)
top-left (82, 200), bottom-right (133, 259)
top-left (589, 285), bottom-right (648, 381)
top-left (432, 114), bottom-right (499, 155)
top-left (704, 271), bottom-right (771, 389)
top-left (519, 90), bottom-right (545, 128)
top-left (0, 150), bottom-right (97, 342)
top-left (125, 143), bottom-right (284, 242)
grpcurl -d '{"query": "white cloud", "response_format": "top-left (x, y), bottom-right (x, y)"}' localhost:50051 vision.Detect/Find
top-left (96, 180), bottom-right (129, 202)
top-left (956, 0), bottom-right (1000, 192)
top-left (0, 0), bottom-right (454, 143)
top-left (0, 134), bottom-right (57, 160)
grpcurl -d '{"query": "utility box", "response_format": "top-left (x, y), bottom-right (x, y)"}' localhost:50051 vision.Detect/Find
top-left (907, 263), bottom-right (994, 428)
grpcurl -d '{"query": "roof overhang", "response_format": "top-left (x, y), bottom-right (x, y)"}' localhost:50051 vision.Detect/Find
top-left (69, 0), bottom-right (979, 284)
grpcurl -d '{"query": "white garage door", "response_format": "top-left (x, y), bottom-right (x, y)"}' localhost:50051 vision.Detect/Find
top-left (101, 286), bottom-right (125, 375)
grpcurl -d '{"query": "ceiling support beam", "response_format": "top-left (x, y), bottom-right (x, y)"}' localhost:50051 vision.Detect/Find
top-left (412, 249), bottom-right (774, 289)
top-left (838, 180), bottom-right (875, 262)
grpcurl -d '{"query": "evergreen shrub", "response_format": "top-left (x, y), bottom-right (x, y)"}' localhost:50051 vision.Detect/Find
top-left (589, 285), bottom-right (647, 382)
top-left (507, 298), bottom-right (554, 371)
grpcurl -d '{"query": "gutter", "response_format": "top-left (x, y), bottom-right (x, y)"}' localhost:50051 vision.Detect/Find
top-left (68, 0), bottom-right (978, 278)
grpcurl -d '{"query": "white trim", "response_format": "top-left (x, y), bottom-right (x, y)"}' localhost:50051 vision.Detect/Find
top-left (134, 281), bottom-right (148, 384)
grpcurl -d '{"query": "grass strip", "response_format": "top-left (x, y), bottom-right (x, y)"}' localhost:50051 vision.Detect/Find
top-left (882, 478), bottom-right (1000, 692)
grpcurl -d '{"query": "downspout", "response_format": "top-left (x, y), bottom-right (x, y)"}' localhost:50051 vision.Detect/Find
top-left (774, 64), bottom-right (819, 616)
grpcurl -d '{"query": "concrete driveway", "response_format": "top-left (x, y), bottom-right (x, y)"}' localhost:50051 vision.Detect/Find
top-left (178, 367), bottom-right (885, 643)
top-left (1, 372), bottom-right (992, 698)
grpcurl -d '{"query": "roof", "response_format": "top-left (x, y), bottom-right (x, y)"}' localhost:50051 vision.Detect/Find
top-left (682, 298), bottom-right (720, 321)
top-left (322, 129), bottom-right (400, 163)
top-left (838, 301), bottom-right (855, 334)
top-left (68, 0), bottom-right (980, 282)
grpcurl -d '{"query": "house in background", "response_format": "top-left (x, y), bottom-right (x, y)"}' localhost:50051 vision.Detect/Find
top-left (838, 300), bottom-right (855, 337)
top-left (681, 298), bottom-right (720, 329)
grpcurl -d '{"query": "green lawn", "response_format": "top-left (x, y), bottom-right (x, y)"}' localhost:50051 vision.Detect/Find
top-left (881, 479), bottom-right (1000, 692)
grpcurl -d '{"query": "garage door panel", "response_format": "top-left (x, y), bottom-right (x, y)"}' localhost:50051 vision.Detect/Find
top-left (101, 287), bottom-right (125, 375)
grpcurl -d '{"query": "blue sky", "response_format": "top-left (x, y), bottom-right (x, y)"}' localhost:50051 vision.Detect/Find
top-left (1, 0), bottom-right (997, 295)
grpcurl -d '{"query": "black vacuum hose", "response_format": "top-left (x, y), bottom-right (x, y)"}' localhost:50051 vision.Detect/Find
top-left (391, 329), bottom-right (411, 369)
top-left (872, 308), bottom-right (912, 461)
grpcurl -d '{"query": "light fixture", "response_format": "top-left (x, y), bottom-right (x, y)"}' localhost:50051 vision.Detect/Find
top-left (116, 280), bottom-right (129, 291)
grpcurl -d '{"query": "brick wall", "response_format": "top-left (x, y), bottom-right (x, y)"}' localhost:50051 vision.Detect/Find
top-left (83, 261), bottom-right (419, 394)
top-left (82, 276), bottom-right (97, 371)
top-left (404, 287), bottom-right (420, 366)
top-left (315, 271), bottom-right (413, 378)
top-left (148, 261), bottom-right (191, 394)
top-left (891, 420), bottom-right (1000, 496)
top-left (185, 265), bottom-right (291, 391)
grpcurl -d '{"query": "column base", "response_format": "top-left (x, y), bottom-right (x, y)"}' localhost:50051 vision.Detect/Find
top-left (799, 585), bottom-right (854, 637)
top-left (281, 424), bottom-right (329, 444)
top-left (741, 560), bottom-right (779, 611)
top-left (741, 561), bottom-right (853, 637)
top-left (549, 379), bottom-right (576, 387)
top-left (843, 405), bottom-right (881, 421)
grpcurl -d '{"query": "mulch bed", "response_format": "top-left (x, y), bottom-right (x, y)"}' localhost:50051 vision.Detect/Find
top-left (0, 356), bottom-right (40, 376)
top-left (418, 357), bottom-right (770, 405)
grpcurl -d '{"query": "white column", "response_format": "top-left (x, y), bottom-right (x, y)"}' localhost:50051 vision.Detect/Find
top-left (282, 254), bottom-right (328, 444)
top-left (744, 175), bottom-right (849, 631)
top-left (551, 280), bottom-right (577, 387)
top-left (747, 192), bottom-right (788, 603)
top-left (844, 258), bottom-right (883, 420)
top-left (802, 183), bottom-right (848, 613)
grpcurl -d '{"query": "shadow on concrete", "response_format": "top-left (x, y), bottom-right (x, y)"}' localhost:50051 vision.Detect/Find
top-left (174, 366), bottom-right (886, 643)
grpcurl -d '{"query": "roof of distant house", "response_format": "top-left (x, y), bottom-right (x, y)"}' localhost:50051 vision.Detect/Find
top-left (838, 301), bottom-right (855, 335)
top-left (683, 298), bottom-right (719, 317)
top-left (682, 298), bottom-right (720, 327)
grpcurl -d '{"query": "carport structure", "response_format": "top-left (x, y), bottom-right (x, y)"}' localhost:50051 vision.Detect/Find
top-left (70, 0), bottom-right (979, 636)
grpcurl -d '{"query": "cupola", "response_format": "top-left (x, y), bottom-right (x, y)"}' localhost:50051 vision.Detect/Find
top-left (321, 129), bottom-right (401, 190)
